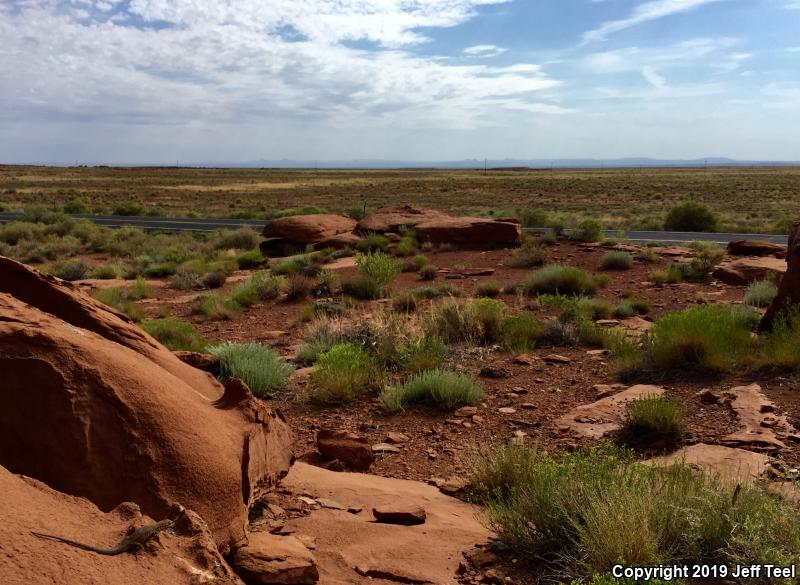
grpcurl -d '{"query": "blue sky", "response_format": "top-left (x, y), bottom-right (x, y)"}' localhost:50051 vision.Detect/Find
top-left (1, 0), bottom-right (799, 163)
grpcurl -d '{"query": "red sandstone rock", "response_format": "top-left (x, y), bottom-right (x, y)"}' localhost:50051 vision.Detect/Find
top-left (262, 214), bottom-right (357, 245)
top-left (357, 205), bottom-right (451, 234)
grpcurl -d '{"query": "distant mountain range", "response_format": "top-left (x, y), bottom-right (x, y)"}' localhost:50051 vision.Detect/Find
top-left (189, 157), bottom-right (799, 169)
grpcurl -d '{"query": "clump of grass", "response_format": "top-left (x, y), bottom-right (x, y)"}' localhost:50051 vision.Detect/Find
top-left (210, 342), bottom-right (294, 397)
top-left (621, 394), bottom-right (685, 445)
top-left (639, 305), bottom-right (757, 373)
top-left (213, 227), bottom-right (260, 250)
top-left (397, 336), bottom-right (448, 373)
top-left (235, 249), bottom-right (266, 269)
top-left (523, 266), bottom-right (598, 297)
top-left (192, 293), bottom-right (241, 320)
top-left (355, 250), bottom-right (401, 289)
top-left (342, 274), bottom-right (382, 300)
top-left (357, 232), bottom-right (390, 252)
top-left (635, 247), bottom-right (660, 263)
top-left (51, 259), bottom-right (88, 281)
top-left (230, 272), bottom-right (284, 306)
top-left (140, 318), bottom-right (207, 352)
top-left (395, 234), bottom-right (418, 256)
top-left (599, 251), bottom-right (633, 270)
top-left (744, 280), bottom-right (778, 308)
top-left (412, 255), bottom-right (429, 270)
top-left (475, 280), bottom-right (502, 298)
top-left (419, 265), bottom-right (438, 280)
top-left (569, 219), bottom-right (603, 243)
top-left (310, 343), bottom-right (380, 403)
top-left (392, 291), bottom-right (419, 312)
top-left (300, 299), bottom-right (348, 322)
top-left (412, 283), bottom-right (461, 299)
top-left (509, 239), bottom-right (550, 268)
top-left (759, 308), bottom-right (800, 369)
top-left (284, 274), bottom-right (312, 300)
top-left (425, 298), bottom-right (507, 344)
top-left (613, 299), bottom-right (635, 318)
top-left (380, 369), bottom-right (484, 414)
top-left (664, 201), bottom-right (718, 232)
top-left (501, 312), bottom-right (542, 353)
top-left (468, 443), bottom-right (800, 581)
top-left (89, 264), bottom-right (122, 279)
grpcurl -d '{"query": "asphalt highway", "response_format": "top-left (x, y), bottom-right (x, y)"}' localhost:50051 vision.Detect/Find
top-left (0, 212), bottom-right (787, 244)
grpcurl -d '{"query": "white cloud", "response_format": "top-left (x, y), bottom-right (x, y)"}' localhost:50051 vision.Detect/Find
top-left (582, 0), bottom-right (725, 43)
top-left (641, 66), bottom-right (666, 88)
top-left (582, 38), bottom-right (742, 74)
top-left (463, 44), bottom-right (507, 57)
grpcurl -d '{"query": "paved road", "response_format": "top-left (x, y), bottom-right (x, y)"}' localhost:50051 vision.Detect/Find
top-left (0, 211), bottom-right (787, 244)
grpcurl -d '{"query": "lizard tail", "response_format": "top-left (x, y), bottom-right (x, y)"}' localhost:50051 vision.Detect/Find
top-left (31, 531), bottom-right (107, 553)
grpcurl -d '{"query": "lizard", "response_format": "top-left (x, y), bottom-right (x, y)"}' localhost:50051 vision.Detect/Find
top-left (31, 518), bottom-right (174, 556)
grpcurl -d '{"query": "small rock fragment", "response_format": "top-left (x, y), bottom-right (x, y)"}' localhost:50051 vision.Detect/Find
top-left (372, 505), bottom-right (427, 526)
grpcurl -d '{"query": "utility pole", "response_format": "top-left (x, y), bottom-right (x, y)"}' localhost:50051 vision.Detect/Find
top-left (484, 158), bottom-right (487, 175)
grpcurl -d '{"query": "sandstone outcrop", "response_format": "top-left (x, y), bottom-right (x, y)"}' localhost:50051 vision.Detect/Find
top-left (262, 214), bottom-right (357, 251)
top-left (761, 219), bottom-right (800, 330)
top-left (415, 216), bottom-right (521, 248)
top-left (0, 258), bottom-right (294, 552)
top-left (712, 256), bottom-right (785, 285)
top-left (1, 463), bottom-right (243, 585)
top-left (356, 205), bottom-right (451, 234)
top-left (727, 239), bottom-right (786, 258)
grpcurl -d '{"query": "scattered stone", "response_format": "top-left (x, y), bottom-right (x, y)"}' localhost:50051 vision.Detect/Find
top-left (713, 257), bottom-right (786, 285)
top-left (173, 350), bottom-right (220, 374)
top-left (479, 366), bottom-right (512, 379)
top-left (372, 505), bottom-right (427, 526)
top-left (455, 406), bottom-right (478, 417)
top-left (560, 384), bottom-right (665, 438)
top-left (696, 389), bottom-right (720, 404)
top-left (497, 407), bottom-right (517, 415)
top-left (232, 533), bottom-right (320, 585)
top-left (586, 349), bottom-right (608, 357)
top-left (595, 319), bottom-right (620, 327)
top-left (727, 239), bottom-right (786, 258)
top-left (315, 498), bottom-right (346, 511)
top-left (297, 496), bottom-right (318, 507)
top-left (472, 415), bottom-right (484, 424)
top-left (386, 431), bottom-right (410, 444)
top-left (372, 443), bottom-right (402, 454)
top-left (543, 354), bottom-right (571, 364)
top-left (466, 549), bottom-right (499, 569)
top-left (520, 403), bottom-right (536, 410)
top-left (512, 354), bottom-right (534, 365)
top-left (294, 534), bottom-right (317, 550)
top-left (316, 429), bottom-right (374, 471)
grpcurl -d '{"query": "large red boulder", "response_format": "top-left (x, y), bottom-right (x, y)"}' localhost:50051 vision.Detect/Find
top-left (262, 214), bottom-right (356, 246)
top-left (2, 463), bottom-right (242, 585)
top-left (415, 217), bottom-right (521, 248)
top-left (762, 220), bottom-right (800, 330)
top-left (0, 259), bottom-right (294, 553)
top-left (727, 239), bottom-right (786, 258)
top-left (357, 205), bottom-right (451, 234)
top-left (712, 256), bottom-right (786, 285)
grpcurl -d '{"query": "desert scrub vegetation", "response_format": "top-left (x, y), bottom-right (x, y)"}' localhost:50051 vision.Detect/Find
top-left (356, 232), bottom-right (390, 252)
top-left (759, 309), bottom-right (800, 369)
top-left (89, 263), bottom-right (123, 279)
top-left (235, 249), bottom-right (266, 269)
top-left (523, 266), bottom-right (598, 297)
top-left (310, 343), bottom-right (380, 403)
top-left (391, 291), bottom-right (418, 312)
top-left (599, 251), bottom-right (633, 270)
top-left (468, 443), bottom-right (800, 581)
top-left (509, 238), bottom-right (550, 268)
top-left (191, 293), bottom-right (242, 320)
top-left (50, 258), bottom-right (88, 281)
top-left (212, 226), bottom-right (260, 251)
top-left (569, 219), bottom-right (603, 243)
top-left (664, 201), bottom-right (718, 232)
top-left (343, 251), bottom-right (401, 300)
top-left (380, 369), bottom-right (484, 414)
top-left (397, 336), bottom-right (448, 373)
top-left (230, 272), bottom-right (284, 307)
top-left (620, 394), bottom-right (685, 446)
top-left (411, 283), bottom-right (461, 299)
top-left (419, 264), bottom-right (438, 280)
top-left (425, 298), bottom-right (507, 344)
top-left (93, 278), bottom-right (153, 320)
top-left (210, 342), bottom-right (294, 397)
top-left (500, 312), bottom-right (542, 353)
top-left (744, 279), bottom-right (778, 308)
top-left (474, 279), bottom-right (502, 298)
top-left (140, 318), bottom-right (207, 352)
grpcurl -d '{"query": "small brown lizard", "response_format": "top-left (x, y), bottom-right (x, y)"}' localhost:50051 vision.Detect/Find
top-left (31, 518), bottom-right (174, 556)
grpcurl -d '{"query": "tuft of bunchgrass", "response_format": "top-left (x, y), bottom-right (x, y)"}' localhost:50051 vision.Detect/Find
top-left (230, 272), bottom-right (284, 307)
top-left (355, 250), bottom-right (401, 288)
top-left (356, 232), bottom-right (390, 252)
top-left (621, 394), bottom-right (685, 445)
top-left (599, 251), bottom-right (633, 270)
top-left (523, 266), bottom-right (598, 297)
top-left (51, 259), bottom-right (88, 281)
top-left (140, 318), bottom-right (207, 352)
top-left (424, 298), bottom-right (507, 345)
top-left (310, 343), bottom-right (380, 403)
top-left (380, 369), bottom-right (484, 414)
top-left (570, 219), bottom-right (603, 243)
top-left (210, 342), bottom-right (294, 397)
top-left (392, 291), bottom-right (419, 312)
top-left (419, 265), bottom-right (438, 281)
top-left (468, 443), bottom-right (800, 581)
top-left (640, 305), bottom-right (757, 373)
top-left (192, 293), bottom-right (241, 320)
top-left (342, 274), bottom-right (382, 300)
top-left (397, 336), bottom-right (448, 373)
top-left (475, 279), bottom-right (502, 298)
top-left (759, 308), bottom-right (800, 369)
top-left (235, 249), bottom-right (266, 269)
top-left (509, 239), bottom-right (550, 268)
top-left (89, 264), bottom-right (122, 279)
top-left (501, 312), bottom-right (542, 353)
top-left (744, 280), bottom-right (778, 308)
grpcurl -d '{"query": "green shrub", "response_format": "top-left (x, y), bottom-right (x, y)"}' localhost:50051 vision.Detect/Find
top-left (635, 248), bottom-right (660, 263)
top-left (236, 249), bottom-right (266, 269)
top-left (509, 240), bottom-right (550, 268)
top-left (629, 297), bottom-right (652, 315)
top-left (580, 298), bottom-right (613, 320)
top-left (93, 286), bottom-right (144, 321)
top-left (168, 268), bottom-right (205, 290)
top-left (759, 308), bottom-right (800, 369)
top-left (664, 202), bottom-right (718, 232)
top-left (425, 298), bottom-right (507, 345)
top-left (0, 222), bottom-right (36, 245)
top-left (300, 300), bottom-right (348, 322)
top-left (395, 235), bottom-right (417, 257)
top-left (128, 277), bottom-right (153, 299)
top-left (271, 258), bottom-right (302, 275)
top-left (313, 268), bottom-right (339, 296)
top-left (229, 273), bottom-right (283, 306)
top-left (381, 369), bottom-right (484, 414)
top-left (210, 342), bottom-right (294, 397)
top-left (688, 243), bottom-right (725, 278)
top-left (537, 319), bottom-right (580, 347)
top-left (501, 312), bottom-right (542, 353)
top-left (599, 251), bottom-right (633, 270)
top-left (475, 280), bottom-right (502, 298)
top-left (570, 219), bottom-right (603, 243)
top-left (62, 199), bottom-right (89, 214)
top-left (621, 394), bottom-right (685, 445)
top-left (89, 264), bottom-right (122, 280)
top-left (523, 266), bottom-right (597, 297)
top-left (355, 250), bottom-right (401, 289)
top-left (342, 274), bottom-right (382, 300)
top-left (613, 299), bottom-right (635, 319)
top-left (397, 336), bottom-right (448, 373)
top-left (51, 259), bottom-right (88, 281)
top-left (419, 265), bottom-right (438, 280)
top-left (392, 291), bottom-right (418, 312)
top-left (140, 318), bottom-right (206, 352)
top-left (201, 270), bottom-right (228, 289)
top-left (641, 305), bottom-right (756, 373)
top-left (284, 274), bottom-right (312, 300)
top-left (412, 255), bottom-right (429, 270)
top-left (112, 202), bottom-right (147, 216)
top-left (356, 233), bottom-right (390, 252)
top-left (412, 284), bottom-right (460, 299)
top-left (192, 293), bottom-right (241, 320)
top-left (744, 280), bottom-right (778, 308)
top-left (214, 227), bottom-right (260, 250)
top-left (649, 269), bottom-right (668, 286)
top-left (310, 343), bottom-right (379, 403)
top-left (469, 443), bottom-right (800, 580)
top-left (516, 208), bottom-right (549, 228)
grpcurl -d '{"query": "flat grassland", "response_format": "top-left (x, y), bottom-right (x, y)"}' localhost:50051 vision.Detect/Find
top-left (1, 165), bottom-right (798, 232)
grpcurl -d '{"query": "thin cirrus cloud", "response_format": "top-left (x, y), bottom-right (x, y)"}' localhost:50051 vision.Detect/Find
top-left (582, 0), bottom-right (726, 43)
top-left (463, 44), bottom-right (508, 57)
